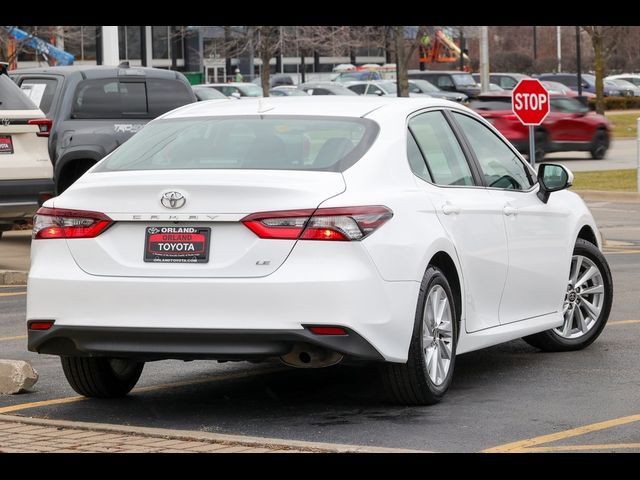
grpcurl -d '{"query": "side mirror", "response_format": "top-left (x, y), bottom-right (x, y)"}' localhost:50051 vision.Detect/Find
top-left (537, 163), bottom-right (573, 203)
top-left (375, 90), bottom-right (384, 96)
top-left (230, 92), bottom-right (241, 99)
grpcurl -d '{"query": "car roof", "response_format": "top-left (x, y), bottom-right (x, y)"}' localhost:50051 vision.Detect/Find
top-left (10, 65), bottom-right (184, 80)
top-left (162, 96), bottom-right (455, 120)
top-left (204, 82), bottom-right (256, 87)
top-left (408, 70), bottom-right (472, 75)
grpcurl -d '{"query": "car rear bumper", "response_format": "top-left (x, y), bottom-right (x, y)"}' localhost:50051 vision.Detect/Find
top-left (27, 325), bottom-right (385, 362)
top-left (27, 240), bottom-right (419, 362)
top-left (0, 178), bottom-right (54, 223)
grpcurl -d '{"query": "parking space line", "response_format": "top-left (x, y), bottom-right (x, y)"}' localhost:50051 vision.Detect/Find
top-left (520, 443), bottom-right (640, 452)
top-left (0, 292), bottom-right (27, 297)
top-left (482, 413), bottom-right (640, 453)
top-left (0, 285), bottom-right (27, 288)
top-left (0, 367), bottom-right (283, 415)
top-left (609, 319), bottom-right (640, 326)
top-left (0, 335), bottom-right (26, 342)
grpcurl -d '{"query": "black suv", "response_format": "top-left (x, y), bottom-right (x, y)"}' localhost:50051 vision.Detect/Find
top-left (10, 65), bottom-right (196, 193)
top-left (408, 70), bottom-right (481, 98)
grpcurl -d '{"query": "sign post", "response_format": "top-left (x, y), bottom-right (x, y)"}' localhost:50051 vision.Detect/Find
top-left (512, 79), bottom-right (550, 169)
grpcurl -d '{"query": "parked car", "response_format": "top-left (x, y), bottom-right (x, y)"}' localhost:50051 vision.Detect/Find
top-left (333, 70), bottom-right (383, 83)
top-left (27, 96), bottom-right (612, 406)
top-left (205, 82), bottom-right (264, 99)
top-left (269, 86), bottom-right (309, 96)
top-left (406, 79), bottom-right (468, 103)
top-left (606, 78), bottom-right (640, 97)
top-left (345, 80), bottom-right (428, 97)
top-left (252, 74), bottom-right (295, 88)
top-left (471, 92), bottom-right (611, 159)
top-left (540, 80), bottom-right (596, 100)
top-left (538, 73), bottom-right (626, 97)
top-left (0, 67), bottom-right (54, 238)
top-left (192, 85), bottom-right (231, 101)
top-left (408, 70), bottom-right (481, 97)
top-left (472, 73), bottom-right (531, 90)
top-left (606, 73), bottom-right (640, 88)
top-left (10, 65), bottom-right (196, 193)
top-left (298, 82), bottom-right (358, 96)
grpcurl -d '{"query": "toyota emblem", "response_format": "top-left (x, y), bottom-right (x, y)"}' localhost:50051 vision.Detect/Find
top-left (160, 191), bottom-right (186, 209)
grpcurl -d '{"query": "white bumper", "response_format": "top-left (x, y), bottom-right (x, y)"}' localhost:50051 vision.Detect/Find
top-left (27, 239), bottom-right (419, 362)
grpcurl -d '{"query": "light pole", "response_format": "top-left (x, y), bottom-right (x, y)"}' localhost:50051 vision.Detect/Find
top-left (556, 26), bottom-right (562, 72)
top-left (480, 26), bottom-right (489, 93)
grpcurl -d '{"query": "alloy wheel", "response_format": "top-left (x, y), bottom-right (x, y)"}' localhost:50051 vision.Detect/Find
top-left (555, 254), bottom-right (605, 339)
top-left (422, 285), bottom-right (454, 385)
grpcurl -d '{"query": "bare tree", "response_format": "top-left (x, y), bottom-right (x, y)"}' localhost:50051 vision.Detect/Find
top-left (582, 26), bottom-right (626, 114)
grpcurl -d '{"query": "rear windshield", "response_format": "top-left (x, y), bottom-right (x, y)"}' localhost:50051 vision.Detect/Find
top-left (0, 75), bottom-right (38, 110)
top-left (95, 116), bottom-right (379, 173)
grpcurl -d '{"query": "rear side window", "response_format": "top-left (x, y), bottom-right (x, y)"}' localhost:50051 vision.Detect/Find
top-left (95, 116), bottom-right (379, 173)
top-left (72, 79), bottom-right (147, 118)
top-left (147, 79), bottom-right (194, 116)
top-left (19, 78), bottom-right (58, 114)
top-left (0, 75), bottom-right (38, 110)
top-left (408, 111), bottom-right (474, 187)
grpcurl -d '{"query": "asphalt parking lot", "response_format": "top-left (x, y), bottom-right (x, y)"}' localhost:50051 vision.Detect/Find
top-left (0, 199), bottom-right (639, 453)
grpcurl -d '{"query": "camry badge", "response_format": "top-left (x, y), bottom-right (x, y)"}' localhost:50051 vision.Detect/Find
top-left (160, 191), bottom-right (186, 209)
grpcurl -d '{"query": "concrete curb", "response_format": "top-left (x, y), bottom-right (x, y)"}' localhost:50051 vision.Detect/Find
top-left (0, 414), bottom-right (427, 453)
top-left (575, 189), bottom-right (640, 203)
top-left (0, 271), bottom-right (27, 286)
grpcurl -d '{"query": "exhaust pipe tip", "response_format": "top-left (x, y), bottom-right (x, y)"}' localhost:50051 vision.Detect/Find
top-left (280, 343), bottom-right (343, 368)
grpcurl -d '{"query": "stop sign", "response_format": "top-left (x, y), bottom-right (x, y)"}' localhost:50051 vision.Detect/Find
top-left (511, 79), bottom-right (550, 125)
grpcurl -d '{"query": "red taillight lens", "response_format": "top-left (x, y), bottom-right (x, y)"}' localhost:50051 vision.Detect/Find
top-left (28, 119), bottom-right (53, 137)
top-left (32, 207), bottom-right (113, 239)
top-left (241, 206), bottom-right (393, 241)
top-left (308, 326), bottom-right (348, 336)
top-left (29, 321), bottom-right (54, 331)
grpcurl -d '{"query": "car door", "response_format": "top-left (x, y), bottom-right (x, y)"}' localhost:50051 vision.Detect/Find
top-left (408, 110), bottom-right (509, 333)
top-left (451, 111), bottom-right (572, 325)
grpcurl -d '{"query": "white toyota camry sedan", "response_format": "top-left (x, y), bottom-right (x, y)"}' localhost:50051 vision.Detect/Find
top-left (27, 96), bottom-right (613, 405)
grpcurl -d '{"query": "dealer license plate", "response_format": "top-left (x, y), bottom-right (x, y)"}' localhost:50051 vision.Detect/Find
top-left (144, 226), bottom-right (210, 264)
top-left (0, 136), bottom-right (13, 154)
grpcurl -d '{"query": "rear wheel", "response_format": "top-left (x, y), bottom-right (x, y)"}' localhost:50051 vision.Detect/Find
top-left (590, 129), bottom-right (609, 160)
top-left (61, 356), bottom-right (144, 398)
top-left (523, 239), bottom-right (612, 352)
top-left (381, 266), bottom-right (458, 405)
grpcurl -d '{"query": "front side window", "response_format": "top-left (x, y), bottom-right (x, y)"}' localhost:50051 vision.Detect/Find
top-left (408, 111), bottom-right (474, 187)
top-left (453, 112), bottom-right (533, 190)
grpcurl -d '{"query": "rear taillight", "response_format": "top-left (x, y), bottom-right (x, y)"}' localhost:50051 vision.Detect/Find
top-left (28, 119), bottom-right (53, 137)
top-left (241, 206), bottom-right (393, 241)
top-left (32, 207), bottom-right (113, 239)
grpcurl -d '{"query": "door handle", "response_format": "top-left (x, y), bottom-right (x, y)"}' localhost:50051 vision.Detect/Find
top-left (503, 205), bottom-right (518, 216)
top-left (442, 204), bottom-right (461, 215)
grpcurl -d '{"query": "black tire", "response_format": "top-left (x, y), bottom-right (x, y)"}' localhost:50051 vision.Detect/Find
top-left (590, 129), bottom-right (609, 160)
top-left (380, 266), bottom-right (458, 405)
top-left (523, 238), bottom-right (613, 352)
top-left (534, 130), bottom-right (547, 161)
top-left (61, 356), bottom-right (144, 398)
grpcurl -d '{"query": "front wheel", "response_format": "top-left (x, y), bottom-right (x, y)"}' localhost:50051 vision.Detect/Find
top-left (590, 129), bottom-right (609, 160)
top-left (523, 238), bottom-right (613, 352)
top-left (61, 357), bottom-right (144, 398)
top-left (381, 266), bottom-right (458, 405)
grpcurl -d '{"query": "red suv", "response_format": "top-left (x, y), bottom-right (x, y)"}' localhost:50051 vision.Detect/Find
top-left (471, 92), bottom-right (611, 160)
